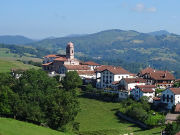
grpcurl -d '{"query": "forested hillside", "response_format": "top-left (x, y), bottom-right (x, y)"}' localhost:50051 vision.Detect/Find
top-left (28, 29), bottom-right (180, 78)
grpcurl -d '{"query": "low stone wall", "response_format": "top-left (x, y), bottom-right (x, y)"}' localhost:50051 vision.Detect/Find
top-left (117, 112), bottom-right (148, 129)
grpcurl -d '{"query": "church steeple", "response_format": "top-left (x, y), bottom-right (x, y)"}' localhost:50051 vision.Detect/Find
top-left (66, 42), bottom-right (74, 59)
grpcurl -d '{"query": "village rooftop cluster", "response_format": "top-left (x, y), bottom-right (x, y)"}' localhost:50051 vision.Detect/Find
top-left (42, 42), bottom-right (180, 112)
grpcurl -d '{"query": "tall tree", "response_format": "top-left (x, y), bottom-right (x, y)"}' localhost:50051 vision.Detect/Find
top-left (61, 71), bottom-right (82, 91)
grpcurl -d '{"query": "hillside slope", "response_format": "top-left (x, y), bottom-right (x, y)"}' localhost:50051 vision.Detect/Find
top-left (0, 35), bottom-right (34, 45)
top-left (29, 29), bottom-right (180, 77)
top-left (0, 118), bottom-right (69, 135)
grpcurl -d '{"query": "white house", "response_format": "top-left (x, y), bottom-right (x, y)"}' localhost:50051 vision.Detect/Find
top-left (119, 78), bottom-right (146, 91)
top-left (77, 70), bottom-right (96, 79)
top-left (161, 88), bottom-right (180, 109)
top-left (95, 65), bottom-right (115, 89)
top-left (99, 66), bottom-right (133, 89)
top-left (131, 85), bottom-right (156, 103)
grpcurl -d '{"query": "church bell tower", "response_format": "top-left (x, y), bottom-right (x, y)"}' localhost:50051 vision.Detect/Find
top-left (66, 42), bottom-right (74, 59)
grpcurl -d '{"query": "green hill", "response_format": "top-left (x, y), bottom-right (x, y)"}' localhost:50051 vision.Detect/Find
top-left (0, 35), bottom-right (34, 45)
top-left (0, 118), bottom-right (69, 135)
top-left (29, 29), bottom-right (180, 77)
top-left (0, 58), bottom-right (40, 73)
top-left (75, 94), bottom-right (163, 135)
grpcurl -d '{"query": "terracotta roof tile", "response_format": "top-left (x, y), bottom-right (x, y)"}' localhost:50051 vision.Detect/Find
top-left (137, 85), bottom-right (156, 88)
top-left (141, 89), bottom-right (154, 93)
top-left (77, 71), bottom-right (95, 75)
top-left (169, 88), bottom-right (180, 95)
top-left (42, 62), bottom-right (53, 66)
top-left (54, 57), bottom-right (67, 61)
top-left (95, 65), bottom-right (114, 72)
top-left (123, 78), bottom-right (146, 83)
top-left (84, 61), bottom-right (100, 66)
top-left (64, 65), bottom-right (90, 70)
top-left (112, 81), bottom-right (119, 85)
top-left (101, 66), bottom-right (131, 75)
top-left (175, 132), bottom-right (180, 135)
top-left (148, 71), bottom-right (175, 80)
top-left (153, 97), bottom-right (161, 101)
top-left (136, 85), bottom-right (156, 93)
top-left (175, 104), bottom-right (180, 112)
top-left (140, 67), bottom-right (155, 75)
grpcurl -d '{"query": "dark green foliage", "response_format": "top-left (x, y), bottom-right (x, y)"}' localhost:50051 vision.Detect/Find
top-left (165, 122), bottom-right (180, 135)
top-left (174, 81), bottom-right (180, 88)
top-left (119, 98), bottom-right (165, 127)
top-left (29, 29), bottom-right (180, 78)
top-left (0, 69), bottom-right (80, 131)
top-left (62, 71), bottom-right (82, 91)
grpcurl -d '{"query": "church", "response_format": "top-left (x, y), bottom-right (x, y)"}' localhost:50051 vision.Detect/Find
top-left (42, 42), bottom-right (99, 79)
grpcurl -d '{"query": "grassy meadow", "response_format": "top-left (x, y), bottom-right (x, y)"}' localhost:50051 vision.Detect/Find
top-left (75, 95), bottom-right (163, 135)
top-left (0, 47), bottom-right (42, 73)
top-left (0, 118), bottom-right (69, 135)
top-left (0, 59), bottom-right (40, 73)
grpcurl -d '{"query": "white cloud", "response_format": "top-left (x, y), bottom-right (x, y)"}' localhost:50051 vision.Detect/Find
top-left (147, 7), bottom-right (157, 12)
top-left (133, 3), bottom-right (157, 13)
top-left (134, 3), bottom-right (145, 12)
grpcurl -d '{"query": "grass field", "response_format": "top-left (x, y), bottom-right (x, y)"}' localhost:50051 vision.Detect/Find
top-left (0, 118), bottom-right (69, 135)
top-left (75, 95), bottom-right (163, 135)
top-left (0, 59), bottom-right (40, 73)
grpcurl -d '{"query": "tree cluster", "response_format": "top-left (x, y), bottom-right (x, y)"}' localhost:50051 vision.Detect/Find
top-left (0, 69), bottom-right (82, 131)
top-left (119, 97), bottom-right (165, 127)
top-left (164, 115), bottom-right (180, 135)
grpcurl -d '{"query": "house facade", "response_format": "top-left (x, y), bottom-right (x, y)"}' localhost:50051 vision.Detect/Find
top-left (131, 85), bottom-right (156, 103)
top-left (119, 78), bottom-right (146, 91)
top-left (161, 88), bottom-right (180, 109)
top-left (99, 66), bottom-right (133, 89)
top-left (138, 67), bottom-right (175, 89)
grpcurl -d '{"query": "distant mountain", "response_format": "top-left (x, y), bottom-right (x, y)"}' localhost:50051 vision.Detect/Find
top-left (0, 35), bottom-right (34, 45)
top-left (148, 30), bottom-right (170, 36)
top-left (65, 34), bottom-right (89, 37)
top-left (28, 29), bottom-right (180, 77)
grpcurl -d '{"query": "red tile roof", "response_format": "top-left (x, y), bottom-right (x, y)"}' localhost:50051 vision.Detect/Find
top-left (42, 62), bottom-right (53, 66)
top-left (84, 61), bottom-right (100, 66)
top-left (175, 132), bottom-right (180, 135)
top-left (101, 66), bottom-right (131, 75)
top-left (123, 78), bottom-right (146, 83)
top-left (77, 71), bottom-right (95, 75)
top-left (64, 65), bottom-right (91, 70)
top-left (148, 71), bottom-right (175, 80)
top-left (44, 54), bottom-right (60, 58)
top-left (54, 57), bottom-right (67, 61)
top-left (141, 89), bottom-right (154, 93)
top-left (112, 81), bottom-right (119, 85)
top-left (136, 85), bottom-right (156, 93)
top-left (175, 104), bottom-right (180, 113)
top-left (95, 65), bottom-right (114, 72)
top-left (153, 97), bottom-right (161, 101)
top-left (169, 88), bottom-right (180, 95)
top-left (140, 67), bottom-right (155, 75)
top-left (137, 85), bottom-right (156, 88)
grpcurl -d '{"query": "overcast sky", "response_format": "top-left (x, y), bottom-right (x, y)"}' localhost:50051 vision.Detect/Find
top-left (0, 0), bottom-right (179, 39)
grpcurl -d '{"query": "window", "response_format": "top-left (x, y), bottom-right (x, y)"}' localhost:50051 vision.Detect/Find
top-left (167, 95), bottom-right (169, 102)
top-left (171, 95), bottom-right (173, 103)
top-left (163, 94), bottom-right (165, 102)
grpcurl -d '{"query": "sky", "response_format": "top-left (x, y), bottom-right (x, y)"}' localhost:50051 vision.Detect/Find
top-left (0, 0), bottom-right (180, 39)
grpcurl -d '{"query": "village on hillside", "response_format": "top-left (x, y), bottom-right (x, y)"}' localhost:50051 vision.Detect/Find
top-left (42, 42), bottom-right (180, 115)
